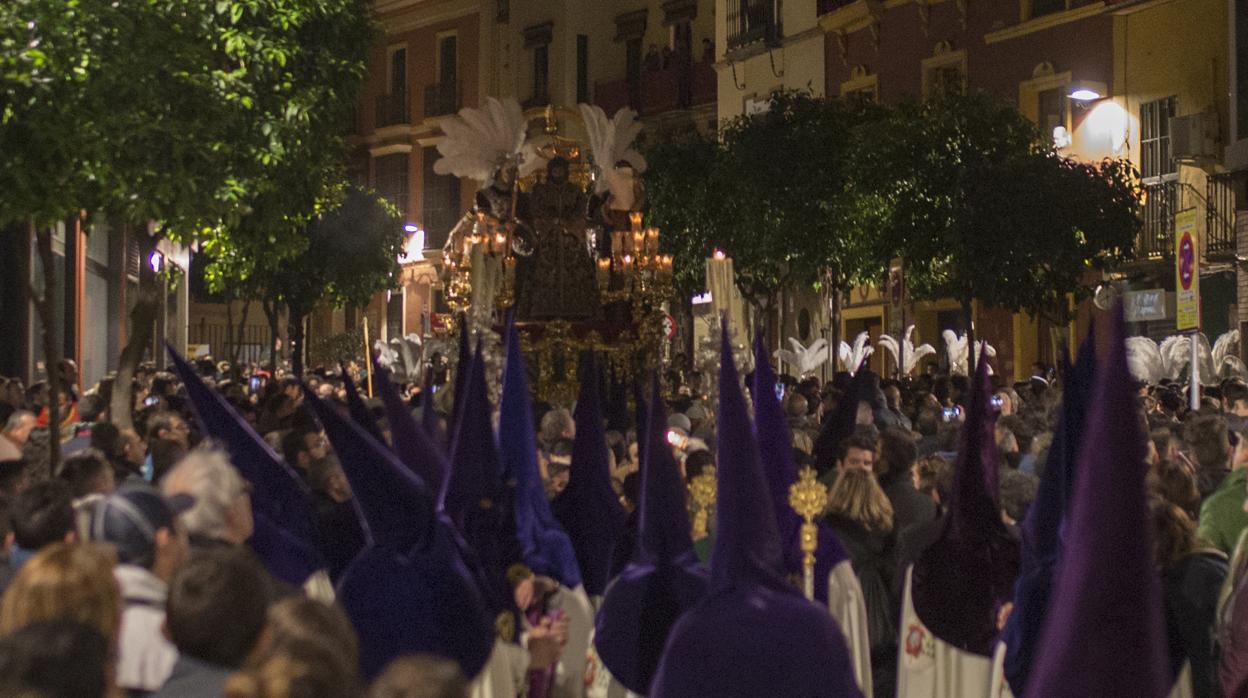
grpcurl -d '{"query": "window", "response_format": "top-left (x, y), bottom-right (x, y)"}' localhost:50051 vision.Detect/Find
top-left (1239, 0), bottom-right (1248, 139)
top-left (841, 65), bottom-right (878, 102)
top-left (576, 35), bottom-right (589, 104)
top-left (1141, 96), bottom-right (1178, 180)
top-left (534, 44), bottom-right (550, 102)
top-left (438, 35), bottom-right (458, 87)
top-left (375, 154), bottom-right (410, 218)
top-left (921, 46), bottom-right (966, 98)
top-left (727, 0), bottom-right (780, 49)
top-left (389, 47), bottom-right (406, 96)
top-left (426, 35), bottom-right (459, 117)
top-left (625, 37), bottom-right (643, 110)
top-left (422, 146), bottom-right (460, 251)
top-left (1038, 86), bottom-right (1068, 144)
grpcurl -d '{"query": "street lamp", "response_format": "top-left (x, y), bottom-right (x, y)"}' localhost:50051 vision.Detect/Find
top-left (149, 251), bottom-right (164, 273)
top-left (1068, 80), bottom-right (1107, 102)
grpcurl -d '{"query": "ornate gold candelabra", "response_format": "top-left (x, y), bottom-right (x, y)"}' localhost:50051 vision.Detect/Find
top-left (596, 212), bottom-right (674, 314)
top-left (788, 466), bottom-right (829, 601)
top-left (689, 467), bottom-right (717, 541)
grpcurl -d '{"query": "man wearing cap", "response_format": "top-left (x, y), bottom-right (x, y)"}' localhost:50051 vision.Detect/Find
top-left (90, 485), bottom-right (192, 694)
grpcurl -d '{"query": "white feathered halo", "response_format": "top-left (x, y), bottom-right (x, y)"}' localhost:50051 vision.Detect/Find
top-left (434, 97), bottom-right (544, 185)
top-left (942, 330), bottom-right (996, 376)
top-left (1125, 330), bottom-right (1247, 385)
top-left (877, 325), bottom-right (936, 376)
top-left (774, 338), bottom-right (831, 378)
top-left (838, 332), bottom-right (874, 375)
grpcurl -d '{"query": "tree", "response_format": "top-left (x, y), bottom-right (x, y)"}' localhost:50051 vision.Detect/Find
top-left (864, 89), bottom-right (1140, 371)
top-left (211, 186), bottom-right (406, 376)
top-left (1, 0), bottom-right (374, 429)
top-left (645, 91), bottom-right (889, 343)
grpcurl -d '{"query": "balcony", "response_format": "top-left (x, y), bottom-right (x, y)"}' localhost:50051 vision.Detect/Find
top-left (375, 91), bottom-right (411, 128)
top-left (727, 0), bottom-right (781, 52)
top-left (1207, 172), bottom-right (1237, 260)
top-left (424, 82), bottom-right (460, 119)
top-left (1137, 180), bottom-right (1177, 261)
top-left (593, 63), bottom-right (717, 118)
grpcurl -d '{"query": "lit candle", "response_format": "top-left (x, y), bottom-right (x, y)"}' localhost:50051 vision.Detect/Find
top-left (713, 248), bottom-right (726, 261)
top-left (622, 254), bottom-right (633, 272)
top-left (633, 232), bottom-right (644, 254)
top-left (646, 228), bottom-right (659, 256)
top-left (596, 258), bottom-right (611, 288)
top-left (630, 211), bottom-right (642, 232)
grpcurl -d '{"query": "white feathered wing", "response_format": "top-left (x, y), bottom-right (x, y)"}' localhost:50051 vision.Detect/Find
top-left (434, 97), bottom-right (535, 184)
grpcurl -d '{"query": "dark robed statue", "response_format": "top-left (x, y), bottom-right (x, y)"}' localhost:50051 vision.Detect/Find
top-left (516, 157), bottom-right (600, 321)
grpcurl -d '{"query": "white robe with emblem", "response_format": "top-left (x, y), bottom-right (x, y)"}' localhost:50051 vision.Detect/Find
top-left (828, 558), bottom-right (874, 697)
top-left (896, 565), bottom-right (995, 698)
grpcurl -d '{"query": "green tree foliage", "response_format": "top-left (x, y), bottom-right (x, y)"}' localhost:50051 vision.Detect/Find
top-left (646, 88), bottom-right (1141, 371)
top-left (233, 186), bottom-right (406, 375)
top-left (644, 90), bottom-right (888, 312)
top-left (1, 0), bottom-right (374, 426)
top-left (863, 89), bottom-right (1141, 366)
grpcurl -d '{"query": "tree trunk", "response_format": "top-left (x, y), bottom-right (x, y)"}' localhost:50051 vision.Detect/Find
top-left (830, 286), bottom-right (841, 375)
top-left (30, 222), bottom-right (62, 477)
top-left (287, 301), bottom-right (306, 377)
top-left (963, 298), bottom-right (977, 377)
top-left (225, 299), bottom-right (235, 364)
top-left (110, 227), bottom-right (162, 432)
top-left (230, 299), bottom-right (252, 366)
top-left (262, 298), bottom-right (279, 372)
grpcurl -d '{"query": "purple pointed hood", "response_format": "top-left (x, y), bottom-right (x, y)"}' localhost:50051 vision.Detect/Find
top-left (751, 334), bottom-right (848, 604)
top-left (911, 348), bottom-right (1018, 656)
top-left (374, 361), bottom-right (449, 499)
top-left (595, 375), bottom-right (710, 694)
top-left (648, 322), bottom-right (861, 697)
top-left (302, 386), bottom-right (493, 681)
top-left (341, 365), bottom-right (386, 443)
top-left (1026, 305), bottom-right (1169, 697)
top-left (166, 345), bottom-right (320, 568)
top-left (422, 365), bottom-right (441, 443)
top-left (249, 511), bottom-right (325, 589)
top-left (551, 353), bottom-right (627, 596)
top-left (1001, 329), bottom-right (1095, 693)
top-left (302, 385), bottom-right (433, 551)
top-left (451, 317), bottom-right (472, 429)
top-left (498, 320), bottom-right (582, 589)
top-left (445, 341), bottom-right (520, 620)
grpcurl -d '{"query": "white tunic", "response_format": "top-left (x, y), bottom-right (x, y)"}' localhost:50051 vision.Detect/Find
top-left (470, 638), bottom-right (531, 698)
top-left (895, 565), bottom-right (995, 698)
top-left (552, 584), bottom-right (595, 698)
top-left (827, 558), bottom-right (874, 698)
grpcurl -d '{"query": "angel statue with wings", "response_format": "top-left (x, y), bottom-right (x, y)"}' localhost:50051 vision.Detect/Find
top-left (435, 97), bottom-right (545, 253)
top-left (579, 104), bottom-right (648, 237)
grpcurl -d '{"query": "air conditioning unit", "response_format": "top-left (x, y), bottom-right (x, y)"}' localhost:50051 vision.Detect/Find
top-left (1171, 112), bottom-right (1219, 161)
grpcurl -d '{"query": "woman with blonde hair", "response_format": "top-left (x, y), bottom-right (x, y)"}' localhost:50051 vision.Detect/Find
top-left (823, 467), bottom-right (897, 697)
top-left (0, 543), bottom-right (121, 643)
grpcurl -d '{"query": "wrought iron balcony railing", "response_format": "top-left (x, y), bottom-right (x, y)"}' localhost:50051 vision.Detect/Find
top-left (423, 82), bottom-right (460, 119)
top-left (374, 91), bottom-right (411, 128)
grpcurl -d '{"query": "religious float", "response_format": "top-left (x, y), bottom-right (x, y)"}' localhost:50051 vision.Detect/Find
top-left (431, 97), bottom-right (674, 404)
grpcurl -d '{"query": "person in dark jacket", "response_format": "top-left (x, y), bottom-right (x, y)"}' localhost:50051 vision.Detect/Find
top-left (1152, 497), bottom-right (1228, 697)
top-left (876, 427), bottom-right (936, 534)
top-left (154, 548), bottom-right (270, 698)
top-left (823, 467), bottom-right (898, 698)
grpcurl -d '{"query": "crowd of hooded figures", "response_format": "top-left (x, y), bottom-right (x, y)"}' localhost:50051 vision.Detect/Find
top-left (0, 302), bottom-right (1245, 697)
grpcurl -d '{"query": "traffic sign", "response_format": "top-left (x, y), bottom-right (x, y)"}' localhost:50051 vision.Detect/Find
top-left (1174, 209), bottom-right (1200, 331)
